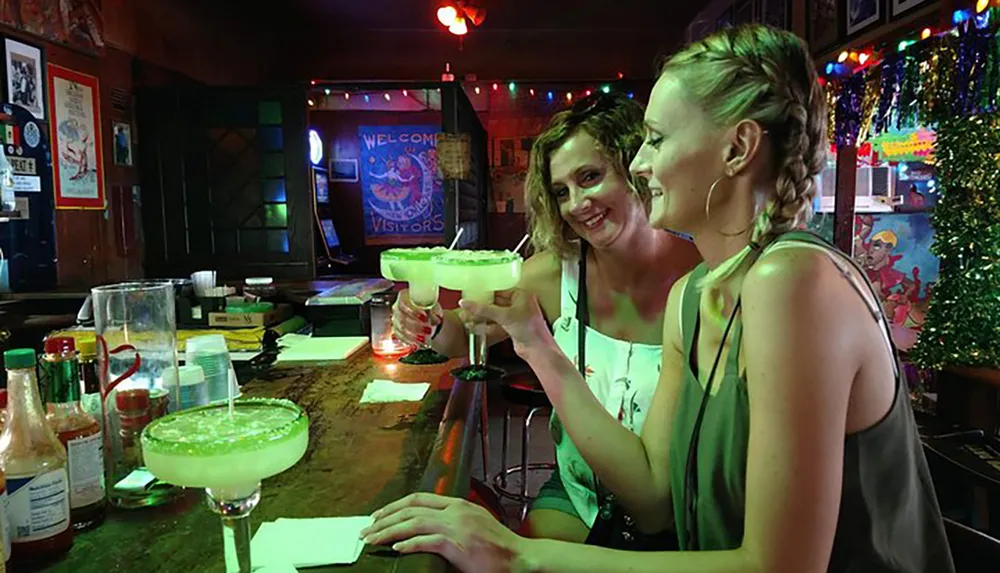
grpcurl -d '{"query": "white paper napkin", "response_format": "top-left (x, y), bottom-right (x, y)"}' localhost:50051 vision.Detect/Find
top-left (360, 379), bottom-right (430, 404)
top-left (250, 516), bottom-right (374, 569)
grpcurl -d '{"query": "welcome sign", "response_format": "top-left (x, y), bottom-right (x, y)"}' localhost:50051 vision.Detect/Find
top-left (358, 125), bottom-right (445, 245)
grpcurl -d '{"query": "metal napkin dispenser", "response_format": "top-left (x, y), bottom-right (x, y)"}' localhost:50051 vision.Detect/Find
top-left (305, 278), bottom-right (393, 337)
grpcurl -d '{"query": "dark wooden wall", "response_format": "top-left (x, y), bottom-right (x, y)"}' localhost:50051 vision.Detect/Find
top-left (1, 0), bottom-right (279, 291)
top-left (42, 42), bottom-right (141, 287)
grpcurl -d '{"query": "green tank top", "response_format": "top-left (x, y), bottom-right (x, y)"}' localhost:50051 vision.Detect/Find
top-left (667, 231), bottom-right (954, 571)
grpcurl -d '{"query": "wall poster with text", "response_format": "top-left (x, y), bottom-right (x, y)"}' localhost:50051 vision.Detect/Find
top-left (47, 64), bottom-right (103, 209)
top-left (358, 125), bottom-right (444, 245)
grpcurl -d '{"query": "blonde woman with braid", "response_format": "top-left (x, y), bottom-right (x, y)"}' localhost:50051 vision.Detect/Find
top-left (392, 92), bottom-right (700, 545)
top-left (362, 25), bottom-right (955, 573)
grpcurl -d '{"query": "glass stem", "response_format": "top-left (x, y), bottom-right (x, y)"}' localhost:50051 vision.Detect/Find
top-left (207, 485), bottom-right (261, 573)
top-left (222, 514), bottom-right (252, 573)
top-left (468, 322), bottom-right (487, 366)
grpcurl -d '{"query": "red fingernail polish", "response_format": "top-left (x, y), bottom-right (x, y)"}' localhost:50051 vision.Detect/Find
top-left (418, 312), bottom-right (427, 321)
top-left (422, 326), bottom-right (432, 335)
top-left (417, 335), bottom-right (426, 343)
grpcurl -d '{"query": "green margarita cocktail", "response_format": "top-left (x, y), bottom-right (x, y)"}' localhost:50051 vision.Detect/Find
top-left (380, 247), bottom-right (451, 364)
top-left (433, 250), bottom-right (523, 380)
top-left (141, 398), bottom-right (308, 573)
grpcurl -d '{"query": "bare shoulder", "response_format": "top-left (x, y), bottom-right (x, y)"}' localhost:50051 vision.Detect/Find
top-left (742, 244), bottom-right (860, 326)
top-left (520, 250), bottom-right (563, 322)
top-left (745, 245), bottom-right (839, 300)
top-left (662, 268), bottom-right (698, 352)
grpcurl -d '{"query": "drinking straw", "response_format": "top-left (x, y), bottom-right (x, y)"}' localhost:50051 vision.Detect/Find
top-left (447, 227), bottom-right (465, 250)
top-left (513, 234), bottom-right (529, 254)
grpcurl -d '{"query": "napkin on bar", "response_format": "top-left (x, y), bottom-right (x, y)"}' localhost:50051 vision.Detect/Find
top-left (360, 379), bottom-right (430, 404)
top-left (249, 516), bottom-right (374, 569)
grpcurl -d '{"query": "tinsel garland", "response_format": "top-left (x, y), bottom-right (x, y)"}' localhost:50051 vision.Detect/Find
top-left (910, 114), bottom-right (1000, 369)
top-left (835, 73), bottom-right (865, 147)
top-left (825, 82), bottom-right (838, 144)
top-left (857, 67), bottom-right (881, 142)
top-left (896, 54), bottom-right (920, 129)
top-left (873, 60), bottom-right (899, 135)
top-left (830, 11), bottom-right (1000, 144)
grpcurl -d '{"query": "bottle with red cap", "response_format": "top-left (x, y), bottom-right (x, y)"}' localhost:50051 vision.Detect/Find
top-left (0, 348), bottom-right (73, 562)
top-left (42, 337), bottom-right (106, 531)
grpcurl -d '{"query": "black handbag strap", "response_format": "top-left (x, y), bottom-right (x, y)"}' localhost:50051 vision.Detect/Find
top-left (578, 242), bottom-right (614, 512)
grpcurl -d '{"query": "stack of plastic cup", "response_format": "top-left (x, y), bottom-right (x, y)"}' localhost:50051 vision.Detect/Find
top-left (162, 364), bottom-right (209, 412)
top-left (184, 334), bottom-right (239, 404)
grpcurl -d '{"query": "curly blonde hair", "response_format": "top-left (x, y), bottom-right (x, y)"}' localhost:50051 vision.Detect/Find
top-left (525, 93), bottom-right (648, 259)
top-left (660, 24), bottom-right (827, 285)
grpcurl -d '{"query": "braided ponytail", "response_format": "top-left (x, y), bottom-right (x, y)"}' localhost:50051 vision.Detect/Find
top-left (660, 24), bottom-right (828, 289)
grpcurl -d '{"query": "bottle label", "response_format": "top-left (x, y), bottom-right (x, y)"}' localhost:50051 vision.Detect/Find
top-left (7, 469), bottom-right (70, 543)
top-left (67, 431), bottom-right (105, 508)
top-left (0, 486), bottom-right (10, 562)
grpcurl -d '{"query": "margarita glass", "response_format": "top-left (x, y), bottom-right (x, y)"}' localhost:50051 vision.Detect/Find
top-left (433, 250), bottom-right (523, 381)
top-left (141, 398), bottom-right (309, 573)
top-left (380, 247), bottom-right (451, 364)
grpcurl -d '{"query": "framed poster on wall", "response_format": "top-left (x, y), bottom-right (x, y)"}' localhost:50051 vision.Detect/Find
top-left (808, 0), bottom-right (839, 53)
top-left (891, 0), bottom-right (930, 18)
top-left (4, 37), bottom-right (44, 120)
top-left (846, 0), bottom-right (883, 36)
top-left (47, 64), bottom-right (104, 209)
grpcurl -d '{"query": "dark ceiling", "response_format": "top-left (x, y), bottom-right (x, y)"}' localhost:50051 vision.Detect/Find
top-left (261, 0), bottom-right (702, 82)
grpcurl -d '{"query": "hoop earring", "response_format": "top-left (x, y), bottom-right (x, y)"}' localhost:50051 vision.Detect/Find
top-left (704, 173), bottom-right (753, 237)
top-left (704, 176), bottom-right (724, 223)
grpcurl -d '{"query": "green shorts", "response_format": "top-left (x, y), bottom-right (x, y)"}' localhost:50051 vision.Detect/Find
top-left (530, 464), bottom-right (583, 520)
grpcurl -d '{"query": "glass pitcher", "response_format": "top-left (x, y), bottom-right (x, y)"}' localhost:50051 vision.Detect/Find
top-left (92, 281), bottom-right (181, 508)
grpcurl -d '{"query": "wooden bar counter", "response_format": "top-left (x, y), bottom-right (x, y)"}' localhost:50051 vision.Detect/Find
top-left (26, 349), bottom-right (480, 573)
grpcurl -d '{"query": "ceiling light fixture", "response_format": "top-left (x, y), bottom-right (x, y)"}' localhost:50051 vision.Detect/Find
top-left (437, 2), bottom-right (486, 36)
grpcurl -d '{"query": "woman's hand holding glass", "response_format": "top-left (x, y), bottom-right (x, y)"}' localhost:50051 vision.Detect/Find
top-left (458, 288), bottom-right (554, 358)
top-left (392, 289), bottom-right (443, 349)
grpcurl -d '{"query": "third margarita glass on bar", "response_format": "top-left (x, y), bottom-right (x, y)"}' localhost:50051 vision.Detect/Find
top-left (380, 247), bottom-right (451, 364)
top-left (140, 398), bottom-right (308, 573)
top-left (433, 249), bottom-right (523, 380)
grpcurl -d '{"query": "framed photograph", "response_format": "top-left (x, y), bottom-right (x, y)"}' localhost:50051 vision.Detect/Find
top-left (112, 122), bottom-right (132, 166)
top-left (48, 64), bottom-right (104, 210)
top-left (759, 0), bottom-right (789, 30)
top-left (808, 0), bottom-right (839, 53)
top-left (496, 138), bottom-right (515, 168)
top-left (891, 0), bottom-right (930, 18)
top-left (5, 38), bottom-right (44, 120)
top-left (329, 157), bottom-right (358, 182)
top-left (847, 0), bottom-right (882, 36)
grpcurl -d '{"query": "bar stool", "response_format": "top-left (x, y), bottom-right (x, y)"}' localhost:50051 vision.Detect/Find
top-left (492, 371), bottom-right (557, 521)
top-left (944, 517), bottom-right (1000, 572)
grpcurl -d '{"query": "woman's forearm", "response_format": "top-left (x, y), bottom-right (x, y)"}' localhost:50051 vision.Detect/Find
top-left (521, 340), bottom-right (667, 528)
top-left (516, 538), bottom-right (758, 573)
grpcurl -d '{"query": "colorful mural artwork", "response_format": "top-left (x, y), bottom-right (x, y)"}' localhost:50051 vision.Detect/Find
top-left (358, 125), bottom-right (445, 245)
top-left (809, 212), bottom-right (938, 350)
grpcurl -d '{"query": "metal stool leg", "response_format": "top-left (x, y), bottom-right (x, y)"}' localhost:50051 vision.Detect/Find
top-left (499, 408), bottom-right (511, 489)
top-left (520, 406), bottom-right (542, 521)
top-left (480, 387), bottom-right (490, 482)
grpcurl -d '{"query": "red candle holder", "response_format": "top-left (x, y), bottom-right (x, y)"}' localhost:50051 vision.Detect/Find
top-left (372, 337), bottom-right (412, 359)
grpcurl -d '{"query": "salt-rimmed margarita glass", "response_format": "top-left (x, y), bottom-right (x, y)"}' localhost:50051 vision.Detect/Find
top-left (433, 249), bottom-right (523, 381)
top-left (140, 398), bottom-right (309, 573)
top-left (380, 247), bottom-right (451, 364)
